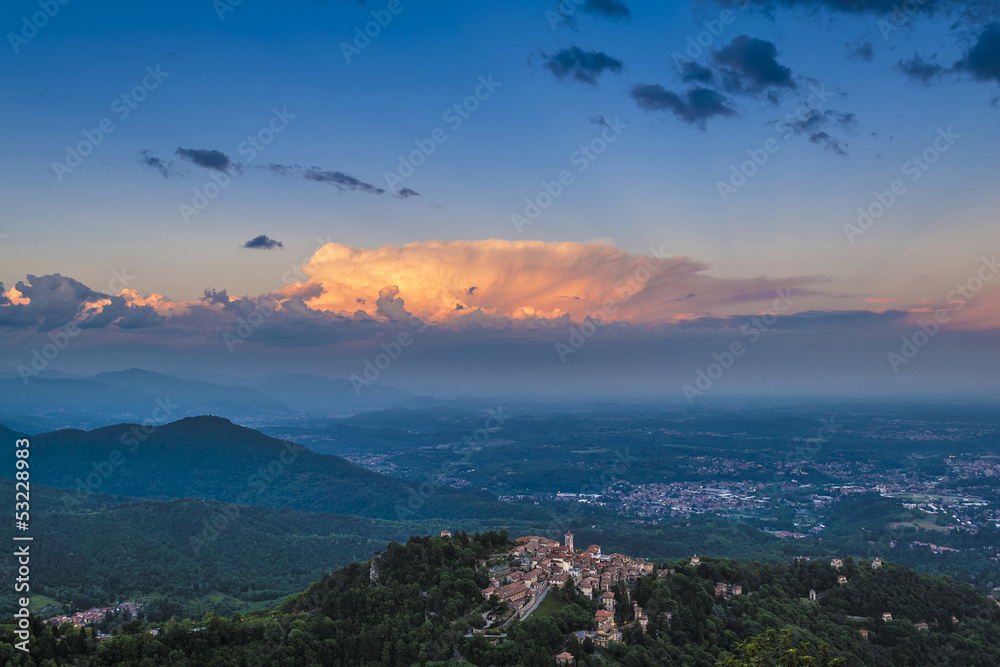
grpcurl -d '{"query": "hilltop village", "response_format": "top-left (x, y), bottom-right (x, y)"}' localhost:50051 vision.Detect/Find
top-left (470, 530), bottom-right (658, 648)
top-left (457, 529), bottom-right (916, 659)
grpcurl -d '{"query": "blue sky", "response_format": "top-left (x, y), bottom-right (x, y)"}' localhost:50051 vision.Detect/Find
top-left (0, 0), bottom-right (998, 395)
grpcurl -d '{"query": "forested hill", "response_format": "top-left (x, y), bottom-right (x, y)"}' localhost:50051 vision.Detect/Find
top-left (16, 416), bottom-right (520, 521)
top-left (6, 532), bottom-right (1000, 666)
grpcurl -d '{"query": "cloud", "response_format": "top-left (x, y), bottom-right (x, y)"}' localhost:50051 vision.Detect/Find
top-left (679, 60), bottom-right (715, 84)
top-left (375, 285), bottom-right (413, 321)
top-left (0, 274), bottom-right (163, 331)
top-left (809, 131), bottom-right (848, 156)
top-left (542, 46), bottom-right (624, 85)
top-left (396, 188), bottom-right (420, 199)
top-left (582, 0), bottom-right (631, 20)
top-left (721, 0), bottom-right (936, 15)
top-left (138, 150), bottom-right (180, 177)
top-left (896, 54), bottom-right (947, 84)
top-left (175, 147), bottom-right (238, 173)
top-left (267, 164), bottom-right (385, 195)
top-left (777, 109), bottom-right (856, 155)
top-left (284, 240), bottom-right (823, 325)
top-left (713, 35), bottom-right (796, 94)
top-left (956, 22), bottom-right (1000, 84)
top-left (847, 41), bottom-right (874, 62)
top-left (201, 289), bottom-right (230, 305)
top-left (243, 235), bottom-right (284, 250)
top-left (630, 84), bottom-right (737, 128)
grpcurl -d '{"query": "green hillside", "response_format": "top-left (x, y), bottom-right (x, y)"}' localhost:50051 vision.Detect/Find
top-left (19, 416), bottom-right (525, 522)
top-left (5, 533), bottom-right (1000, 666)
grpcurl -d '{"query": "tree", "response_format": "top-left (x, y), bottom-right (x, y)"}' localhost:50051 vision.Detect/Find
top-left (719, 629), bottom-right (847, 667)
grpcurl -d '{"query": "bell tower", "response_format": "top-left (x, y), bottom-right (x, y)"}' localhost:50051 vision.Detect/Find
top-left (564, 531), bottom-right (574, 553)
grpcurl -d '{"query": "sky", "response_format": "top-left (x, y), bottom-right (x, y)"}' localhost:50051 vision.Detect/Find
top-left (0, 0), bottom-right (998, 397)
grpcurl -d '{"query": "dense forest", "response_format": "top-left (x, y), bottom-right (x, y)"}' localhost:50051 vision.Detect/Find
top-left (5, 532), bottom-right (1000, 666)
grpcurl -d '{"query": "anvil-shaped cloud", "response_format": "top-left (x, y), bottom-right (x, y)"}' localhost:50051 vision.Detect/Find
top-left (281, 240), bottom-right (821, 326)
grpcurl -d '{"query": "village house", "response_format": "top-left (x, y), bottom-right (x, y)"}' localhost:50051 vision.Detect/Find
top-left (882, 612), bottom-right (893, 622)
top-left (872, 557), bottom-right (883, 569)
top-left (831, 559), bottom-right (844, 569)
top-left (690, 555), bottom-right (701, 566)
top-left (498, 583), bottom-right (529, 603)
top-left (601, 591), bottom-right (616, 611)
top-left (837, 575), bottom-right (848, 585)
top-left (555, 652), bottom-right (575, 666)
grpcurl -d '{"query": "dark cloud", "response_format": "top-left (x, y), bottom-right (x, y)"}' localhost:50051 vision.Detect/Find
top-left (848, 41), bottom-right (874, 62)
top-left (674, 309), bottom-right (909, 331)
top-left (375, 286), bottom-right (412, 320)
top-left (80, 296), bottom-right (163, 330)
top-left (720, 0), bottom-right (936, 14)
top-left (542, 46), bottom-right (624, 85)
top-left (582, 0), bottom-right (631, 20)
top-left (956, 23), bottom-right (1000, 84)
top-left (896, 54), bottom-right (947, 84)
top-left (175, 148), bottom-right (237, 173)
top-left (268, 164), bottom-right (385, 195)
top-left (202, 289), bottom-right (230, 306)
top-left (0, 274), bottom-right (102, 330)
top-left (809, 131), bottom-right (848, 156)
top-left (395, 187), bottom-right (420, 199)
top-left (0, 274), bottom-right (162, 331)
top-left (0, 283), bottom-right (8, 306)
top-left (776, 109), bottom-right (856, 155)
top-left (713, 35), bottom-right (796, 94)
top-left (243, 235), bottom-right (284, 250)
top-left (630, 84), bottom-right (737, 128)
top-left (679, 60), bottom-right (715, 84)
top-left (138, 150), bottom-right (180, 178)
top-left (468, 286), bottom-right (478, 295)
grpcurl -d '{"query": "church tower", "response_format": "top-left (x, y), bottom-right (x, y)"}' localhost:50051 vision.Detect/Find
top-left (564, 531), bottom-right (574, 553)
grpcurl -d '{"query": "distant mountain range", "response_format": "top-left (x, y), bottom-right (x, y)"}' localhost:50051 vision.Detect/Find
top-left (0, 368), bottom-right (422, 431)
